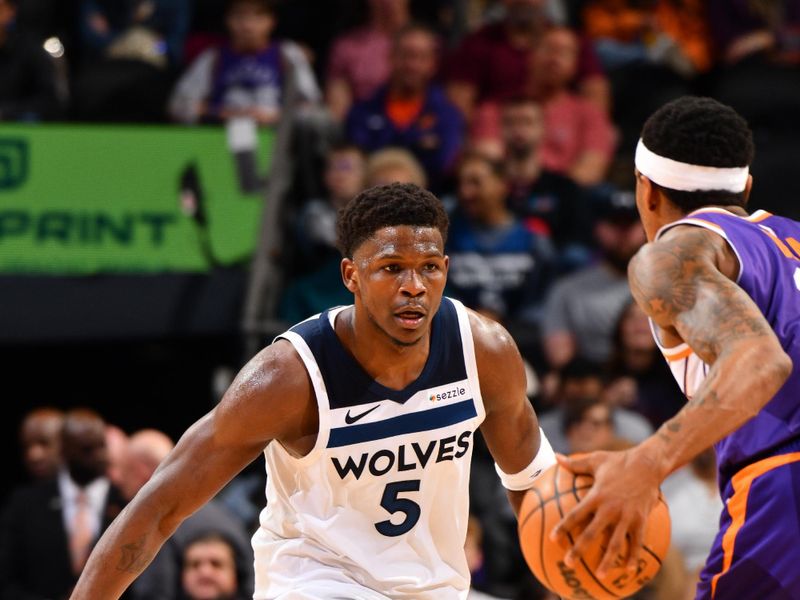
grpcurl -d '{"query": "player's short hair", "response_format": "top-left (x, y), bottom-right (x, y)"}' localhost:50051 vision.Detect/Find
top-left (641, 96), bottom-right (754, 212)
top-left (225, 0), bottom-right (276, 15)
top-left (336, 183), bottom-right (449, 258)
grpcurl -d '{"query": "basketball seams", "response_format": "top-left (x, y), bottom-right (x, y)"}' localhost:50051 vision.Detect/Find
top-left (640, 498), bottom-right (669, 567)
top-left (526, 485), bottom-right (555, 593)
top-left (519, 484), bottom-right (593, 529)
top-left (520, 465), bottom-right (668, 600)
top-left (554, 464), bottom-right (622, 600)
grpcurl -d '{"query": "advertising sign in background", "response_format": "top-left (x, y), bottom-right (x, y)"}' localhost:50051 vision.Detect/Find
top-left (0, 125), bottom-right (273, 274)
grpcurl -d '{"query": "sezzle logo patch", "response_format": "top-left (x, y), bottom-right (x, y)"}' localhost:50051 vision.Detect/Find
top-left (428, 382), bottom-right (468, 403)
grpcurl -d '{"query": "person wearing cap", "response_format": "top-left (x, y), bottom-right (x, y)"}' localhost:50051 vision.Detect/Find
top-left (541, 187), bottom-right (647, 370)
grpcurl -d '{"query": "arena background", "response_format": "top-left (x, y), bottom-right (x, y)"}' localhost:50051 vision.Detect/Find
top-left (2, 1), bottom-right (800, 598)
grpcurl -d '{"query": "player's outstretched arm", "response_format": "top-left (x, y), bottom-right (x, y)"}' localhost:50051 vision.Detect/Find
top-left (470, 311), bottom-right (547, 516)
top-left (554, 226), bottom-right (792, 576)
top-left (69, 341), bottom-right (314, 600)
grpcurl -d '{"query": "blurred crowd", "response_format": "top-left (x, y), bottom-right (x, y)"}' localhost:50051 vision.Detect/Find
top-left (3, 0), bottom-right (800, 598)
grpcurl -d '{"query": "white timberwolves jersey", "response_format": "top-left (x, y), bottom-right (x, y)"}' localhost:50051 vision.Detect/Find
top-left (252, 297), bottom-right (486, 600)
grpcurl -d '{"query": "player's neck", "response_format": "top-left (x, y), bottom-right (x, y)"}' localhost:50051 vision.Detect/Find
top-left (338, 306), bottom-right (432, 391)
top-left (689, 204), bottom-right (748, 217)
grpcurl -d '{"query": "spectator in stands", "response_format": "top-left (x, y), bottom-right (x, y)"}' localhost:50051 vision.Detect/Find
top-left (294, 144), bottom-right (366, 271)
top-left (116, 428), bottom-right (174, 502)
top-left (500, 96), bottom-right (592, 264)
top-left (345, 24), bottom-right (464, 190)
top-left (708, 0), bottom-right (800, 131)
top-left (526, 26), bottom-right (616, 187)
top-left (73, 0), bottom-right (192, 120)
top-left (326, 0), bottom-right (411, 122)
top-left (169, 0), bottom-right (320, 125)
top-left (562, 395), bottom-right (617, 454)
top-left (120, 429), bottom-right (254, 600)
top-left (0, 408), bottom-right (127, 600)
top-left (541, 188), bottom-right (645, 368)
top-left (0, 0), bottom-right (63, 121)
top-left (537, 358), bottom-right (652, 453)
top-left (180, 531), bottom-right (248, 600)
top-left (104, 424), bottom-right (129, 492)
top-left (445, 0), bottom-right (609, 121)
top-left (18, 407), bottom-right (64, 481)
top-left (581, 0), bottom-right (712, 75)
top-left (79, 0), bottom-right (189, 69)
top-left (445, 151), bottom-right (555, 324)
top-left (364, 146), bottom-right (428, 188)
top-left (709, 0), bottom-right (800, 67)
top-left (605, 300), bottom-right (684, 428)
top-left (579, 0), bottom-right (708, 153)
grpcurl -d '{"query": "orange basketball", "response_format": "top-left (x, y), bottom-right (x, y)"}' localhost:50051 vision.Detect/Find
top-left (518, 462), bottom-right (671, 600)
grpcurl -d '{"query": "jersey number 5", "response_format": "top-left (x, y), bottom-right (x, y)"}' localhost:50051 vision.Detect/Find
top-left (375, 480), bottom-right (421, 537)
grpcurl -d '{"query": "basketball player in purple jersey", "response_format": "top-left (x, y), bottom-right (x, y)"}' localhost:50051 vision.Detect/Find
top-left (553, 96), bottom-right (799, 599)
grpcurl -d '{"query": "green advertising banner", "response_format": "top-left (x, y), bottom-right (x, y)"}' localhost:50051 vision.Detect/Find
top-left (0, 124), bottom-right (273, 274)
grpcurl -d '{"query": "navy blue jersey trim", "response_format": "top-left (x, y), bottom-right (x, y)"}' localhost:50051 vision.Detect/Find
top-left (278, 299), bottom-right (469, 409)
top-left (327, 399), bottom-right (477, 448)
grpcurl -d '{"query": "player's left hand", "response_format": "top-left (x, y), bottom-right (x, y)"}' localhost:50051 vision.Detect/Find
top-left (550, 450), bottom-right (663, 578)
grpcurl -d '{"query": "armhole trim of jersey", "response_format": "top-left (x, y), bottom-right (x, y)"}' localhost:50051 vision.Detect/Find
top-left (656, 217), bottom-right (744, 284)
top-left (274, 331), bottom-right (331, 466)
top-left (450, 298), bottom-right (487, 423)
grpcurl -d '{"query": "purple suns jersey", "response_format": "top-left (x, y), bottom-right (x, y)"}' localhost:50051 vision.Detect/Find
top-left (653, 208), bottom-right (800, 479)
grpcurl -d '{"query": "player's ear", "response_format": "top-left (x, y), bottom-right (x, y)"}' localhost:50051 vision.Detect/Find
top-left (637, 173), bottom-right (658, 212)
top-left (341, 258), bottom-right (358, 293)
top-left (743, 174), bottom-right (753, 205)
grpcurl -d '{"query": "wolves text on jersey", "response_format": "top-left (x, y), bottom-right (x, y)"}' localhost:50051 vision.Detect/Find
top-left (331, 431), bottom-right (472, 480)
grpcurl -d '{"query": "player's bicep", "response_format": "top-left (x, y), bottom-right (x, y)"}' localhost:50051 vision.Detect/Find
top-left (145, 341), bottom-right (313, 525)
top-left (629, 234), bottom-right (776, 365)
top-left (143, 411), bottom-right (264, 526)
top-left (471, 313), bottom-right (539, 473)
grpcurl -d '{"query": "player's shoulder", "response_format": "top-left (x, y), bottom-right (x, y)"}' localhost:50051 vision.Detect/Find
top-left (630, 225), bottom-right (731, 284)
top-left (631, 226), bottom-right (718, 272)
top-left (465, 308), bottom-right (522, 367)
top-left (229, 338), bottom-right (312, 403)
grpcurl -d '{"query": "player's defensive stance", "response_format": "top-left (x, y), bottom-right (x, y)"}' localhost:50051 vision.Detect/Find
top-left (69, 183), bottom-right (557, 599)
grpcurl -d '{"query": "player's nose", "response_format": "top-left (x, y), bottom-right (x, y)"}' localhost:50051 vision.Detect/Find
top-left (399, 269), bottom-right (426, 297)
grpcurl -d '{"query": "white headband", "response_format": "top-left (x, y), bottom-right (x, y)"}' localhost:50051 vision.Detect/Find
top-left (635, 139), bottom-right (749, 193)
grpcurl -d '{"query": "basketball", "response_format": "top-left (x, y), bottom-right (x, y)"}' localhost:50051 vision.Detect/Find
top-left (518, 463), bottom-right (671, 600)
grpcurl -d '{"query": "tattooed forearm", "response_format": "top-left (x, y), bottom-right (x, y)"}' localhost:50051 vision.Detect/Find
top-left (654, 373), bottom-right (723, 447)
top-left (115, 535), bottom-right (152, 575)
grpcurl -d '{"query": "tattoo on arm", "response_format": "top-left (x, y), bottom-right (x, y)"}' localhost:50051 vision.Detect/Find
top-left (115, 535), bottom-right (151, 575)
top-left (630, 230), bottom-right (774, 448)
top-left (628, 229), bottom-right (770, 365)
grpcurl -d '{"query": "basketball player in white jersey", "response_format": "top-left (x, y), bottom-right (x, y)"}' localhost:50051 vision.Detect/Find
top-left (69, 183), bottom-right (556, 599)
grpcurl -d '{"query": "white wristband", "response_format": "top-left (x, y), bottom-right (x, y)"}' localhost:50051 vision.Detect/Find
top-left (495, 428), bottom-right (557, 491)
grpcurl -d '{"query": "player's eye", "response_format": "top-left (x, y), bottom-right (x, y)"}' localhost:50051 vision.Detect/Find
top-left (383, 264), bottom-right (401, 273)
top-left (423, 263), bottom-right (439, 271)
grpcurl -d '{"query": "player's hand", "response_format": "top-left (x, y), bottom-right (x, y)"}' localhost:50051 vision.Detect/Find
top-left (550, 449), bottom-right (663, 578)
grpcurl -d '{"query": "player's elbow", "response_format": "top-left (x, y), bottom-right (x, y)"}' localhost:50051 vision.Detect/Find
top-left (770, 349), bottom-right (793, 388)
top-left (749, 345), bottom-right (793, 414)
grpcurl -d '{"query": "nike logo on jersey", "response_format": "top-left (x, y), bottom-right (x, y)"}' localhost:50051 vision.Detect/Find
top-left (345, 404), bottom-right (381, 424)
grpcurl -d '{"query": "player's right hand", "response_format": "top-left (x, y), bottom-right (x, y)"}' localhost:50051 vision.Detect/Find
top-left (550, 450), bottom-right (662, 578)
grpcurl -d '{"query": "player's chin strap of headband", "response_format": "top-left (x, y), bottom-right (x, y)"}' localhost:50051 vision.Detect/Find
top-left (635, 138), bottom-right (749, 193)
top-left (495, 428), bottom-right (557, 491)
